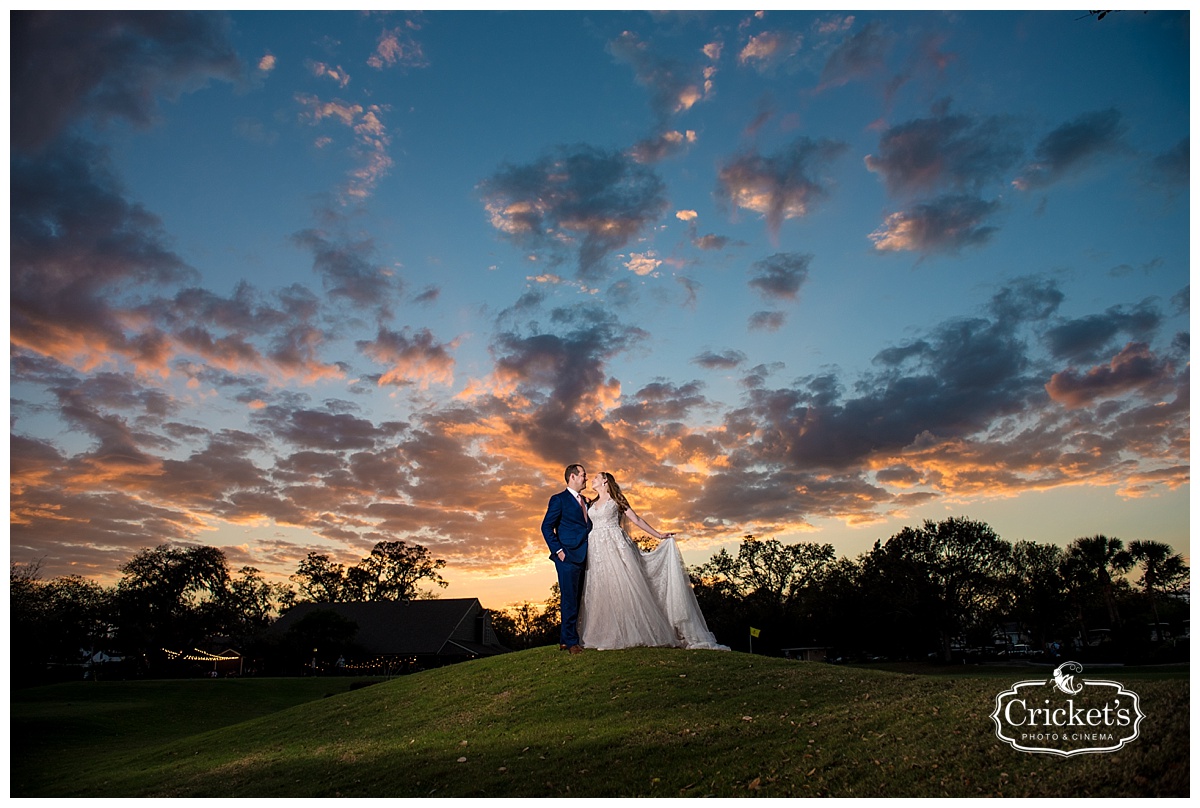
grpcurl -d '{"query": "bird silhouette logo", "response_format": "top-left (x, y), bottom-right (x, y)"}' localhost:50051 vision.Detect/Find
top-left (1052, 661), bottom-right (1085, 695)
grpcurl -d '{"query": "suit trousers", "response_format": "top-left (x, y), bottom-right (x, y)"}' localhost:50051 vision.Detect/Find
top-left (553, 555), bottom-right (586, 648)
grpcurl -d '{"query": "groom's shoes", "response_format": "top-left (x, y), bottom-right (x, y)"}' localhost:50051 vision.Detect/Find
top-left (559, 644), bottom-right (569, 650)
top-left (568, 645), bottom-right (583, 655)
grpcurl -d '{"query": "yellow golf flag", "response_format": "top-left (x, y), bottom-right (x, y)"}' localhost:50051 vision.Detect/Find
top-left (749, 627), bottom-right (761, 638)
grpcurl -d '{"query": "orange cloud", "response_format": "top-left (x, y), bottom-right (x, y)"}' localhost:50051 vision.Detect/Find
top-left (1046, 342), bottom-right (1170, 409)
top-left (309, 60), bottom-right (350, 87)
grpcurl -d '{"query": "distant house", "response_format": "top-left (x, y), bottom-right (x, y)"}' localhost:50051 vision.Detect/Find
top-left (272, 597), bottom-right (510, 670)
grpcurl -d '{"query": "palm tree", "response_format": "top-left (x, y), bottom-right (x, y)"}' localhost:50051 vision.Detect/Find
top-left (1127, 540), bottom-right (1188, 637)
top-left (1061, 535), bottom-right (1132, 632)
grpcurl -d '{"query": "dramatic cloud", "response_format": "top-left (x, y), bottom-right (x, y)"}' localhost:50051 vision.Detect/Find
top-left (11, 138), bottom-right (195, 372)
top-left (295, 94), bottom-right (394, 199)
top-left (748, 253), bottom-right (812, 301)
top-left (865, 108), bottom-right (1022, 196)
top-left (869, 194), bottom-right (1000, 255)
top-left (693, 350), bottom-right (747, 370)
top-left (1045, 342), bottom-right (1174, 408)
top-left (875, 32), bottom-right (957, 109)
top-left (357, 326), bottom-right (457, 389)
top-left (754, 317), bottom-right (1031, 470)
top-left (609, 31), bottom-right (710, 122)
top-left (609, 30), bottom-right (711, 166)
top-left (608, 381), bottom-right (708, 426)
top-left (669, 277), bottom-right (1187, 531)
top-left (629, 129), bottom-right (698, 164)
top-left (11, 10), bottom-right (241, 153)
top-left (368, 16), bottom-right (429, 70)
top-left (153, 282), bottom-right (342, 384)
top-left (480, 144), bottom-right (669, 278)
top-left (987, 275), bottom-right (1064, 326)
top-left (8, 12), bottom-right (1186, 594)
top-left (625, 252), bottom-right (663, 276)
top-left (1043, 300), bottom-right (1162, 362)
top-left (717, 137), bottom-right (849, 235)
top-left (749, 311), bottom-right (786, 332)
top-left (264, 287), bottom-right (345, 384)
top-left (817, 19), bottom-right (893, 89)
top-left (11, 272), bottom-right (1188, 583)
top-left (309, 59), bottom-right (351, 87)
top-left (677, 211), bottom-right (737, 251)
top-left (813, 15), bottom-right (856, 38)
top-left (738, 30), bottom-right (803, 73)
top-left (1013, 108), bottom-right (1126, 190)
top-left (693, 233), bottom-right (733, 251)
top-left (291, 227), bottom-right (402, 311)
top-left (481, 304), bottom-right (647, 458)
top-left (255, 405), bottom-right (403, 451)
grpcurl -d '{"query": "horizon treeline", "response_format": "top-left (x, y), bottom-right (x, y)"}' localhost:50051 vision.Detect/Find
top-left (493, 517), bottom-right (1189, 664)
top-left (11, 516), bottom-right (1189, 684)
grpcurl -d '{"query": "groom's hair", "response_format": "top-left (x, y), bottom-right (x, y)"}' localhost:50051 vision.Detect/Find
top-left (564, 463), bottom-right (583, 483)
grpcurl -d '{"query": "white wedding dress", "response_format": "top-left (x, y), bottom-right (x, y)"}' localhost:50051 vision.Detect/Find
top-left (578, 499), bottom-right (728, 651)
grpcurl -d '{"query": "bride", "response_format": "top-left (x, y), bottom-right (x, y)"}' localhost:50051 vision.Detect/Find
top-left (578, 471), bottom-right (728, 651)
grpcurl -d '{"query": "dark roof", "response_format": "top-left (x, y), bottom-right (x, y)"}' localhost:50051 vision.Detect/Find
top-left (272, 598), bottom-right (509, 657)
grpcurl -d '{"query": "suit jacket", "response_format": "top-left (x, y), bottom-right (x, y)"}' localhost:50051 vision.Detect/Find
top-left (541, 488), bottom-right (591, 565)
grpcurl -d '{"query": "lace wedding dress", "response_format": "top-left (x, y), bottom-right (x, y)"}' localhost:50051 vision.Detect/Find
top-left (578, 499), bottom-right (728, 651)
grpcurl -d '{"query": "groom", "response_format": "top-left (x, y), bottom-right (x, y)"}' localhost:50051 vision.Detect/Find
top-left (540, 463), bottom-right (591, 654)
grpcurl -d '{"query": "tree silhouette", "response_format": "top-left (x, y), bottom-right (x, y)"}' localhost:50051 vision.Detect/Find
top-left (344, 540), bottom-right (448, 601)
top-left (1007, 541), bottom-right (1069, 651)
top-left (693, 535), bottom-right (835, 615)
top-left (290, 541), bottom-right (447, 603)
top-left (1127, 540), bottom-right (1189, 633)
top-left (223, 566), bottom-right (293, 648)
top-left (1061, 535), bottom-right (1132, 633)
top-left (115, 545), bottom-right (231, 656)
top-left (863, 517), bottom-right (1011, 663)
top-left (691, 535), bottom-right (836, 652)
top-left (11, 562), bottom-right (113, 683)
top-left (291, 552), bottom-right (347, 602)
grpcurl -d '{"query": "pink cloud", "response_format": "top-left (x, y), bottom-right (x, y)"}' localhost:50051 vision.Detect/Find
top-left (1046, 342), bottom-right (1173, 408)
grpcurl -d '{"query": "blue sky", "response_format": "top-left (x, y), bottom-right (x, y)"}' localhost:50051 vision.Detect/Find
top-left (10, 10), bottom-right (1190, 608)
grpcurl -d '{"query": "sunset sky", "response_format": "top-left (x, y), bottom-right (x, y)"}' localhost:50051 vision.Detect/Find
top-left (10, 10), bottom-right (1190, 610)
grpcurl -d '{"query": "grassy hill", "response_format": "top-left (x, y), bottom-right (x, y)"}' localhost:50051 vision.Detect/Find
top-left (12, 647), bottom-right (1189, 797)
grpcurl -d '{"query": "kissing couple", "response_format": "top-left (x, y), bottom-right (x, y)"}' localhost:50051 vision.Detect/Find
top-left (540, 463), bottom-right (728, 654)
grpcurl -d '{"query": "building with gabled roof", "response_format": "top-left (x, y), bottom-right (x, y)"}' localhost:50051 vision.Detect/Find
top-left (271, 597), bottom-right (510, 670)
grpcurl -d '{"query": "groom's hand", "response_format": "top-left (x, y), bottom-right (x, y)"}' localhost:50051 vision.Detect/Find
top-left (557, 549), bottom-right (566, 561)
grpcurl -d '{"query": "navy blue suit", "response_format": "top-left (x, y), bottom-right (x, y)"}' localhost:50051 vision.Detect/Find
top-left (541, 488), bottom-right (591, 648)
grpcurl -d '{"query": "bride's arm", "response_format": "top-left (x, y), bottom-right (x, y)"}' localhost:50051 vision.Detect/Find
top-left (624, 507), bottom-right (674, 540)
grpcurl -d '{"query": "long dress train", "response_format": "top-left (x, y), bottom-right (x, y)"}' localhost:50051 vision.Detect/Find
top-left (578, 499), bottom-right (728, 651)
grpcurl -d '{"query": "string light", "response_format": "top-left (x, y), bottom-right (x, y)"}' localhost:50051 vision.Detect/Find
top-left (163, 648), bottom-right (242, 662)
top-left (342, 656), bottom-right (419, 671)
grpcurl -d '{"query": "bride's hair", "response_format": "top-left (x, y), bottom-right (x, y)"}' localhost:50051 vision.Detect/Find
top-left (598, 472), bottom-right (632, 522)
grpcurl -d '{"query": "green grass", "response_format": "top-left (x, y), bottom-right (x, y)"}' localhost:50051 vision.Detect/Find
top-left (11, 676), bottom-right (384, 796)
top-left (12, 647), bottom-right (1189, 797)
